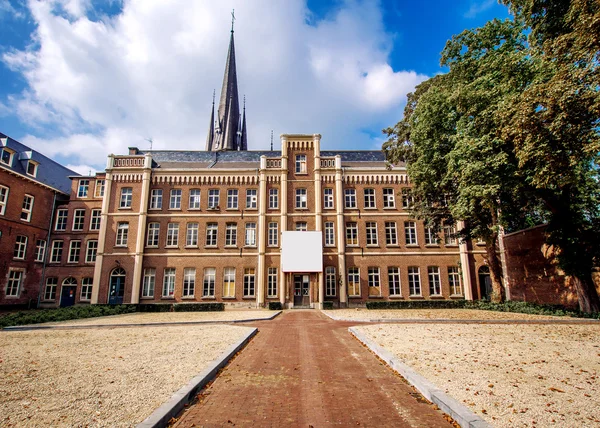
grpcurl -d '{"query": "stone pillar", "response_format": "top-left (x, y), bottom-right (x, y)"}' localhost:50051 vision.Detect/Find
top-left (91, 155), bottom-right (114, 304)
top-left (498, 224), bottom-right (511, 300)
top-left (313, 134), bottom-right (324, 309)
top-left (334, 155), bottom-right (347, 307)
top-left (130, 154), bottom-right (152, 304)
top-left (457, 220), bottom-right (474, 300)
top-left (279, 136), bottom-right (288, 307)
top-left (257, 156), bottom-right (267, 308)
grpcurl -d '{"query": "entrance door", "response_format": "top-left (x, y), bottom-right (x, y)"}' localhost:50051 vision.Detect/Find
top-left (109, 268), bottom-right (126, 305)
top-left (478, 266), bottom-right (492, 300)
top-left (293, 274), bottom-right (310, 307)
top-left (60, 286), bottom-right (77, 307)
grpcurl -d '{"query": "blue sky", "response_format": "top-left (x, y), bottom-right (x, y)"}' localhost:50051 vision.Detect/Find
top-left (0, 0), bottom-right (509, 174)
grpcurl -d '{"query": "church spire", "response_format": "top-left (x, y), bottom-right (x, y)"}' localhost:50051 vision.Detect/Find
top-left (205, 10), bottom-right (248, 151)
top-left (205, 90), bottom-right (215, 151)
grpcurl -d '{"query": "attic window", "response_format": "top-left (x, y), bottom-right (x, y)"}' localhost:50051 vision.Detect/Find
top-left (27, 161), bottom-right (38, 177)
top-left (1, 148), bottom-right (14, 166)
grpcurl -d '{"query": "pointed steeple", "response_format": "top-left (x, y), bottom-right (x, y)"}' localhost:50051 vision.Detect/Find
top-left (240, 96), bottom-right (247, 151)
top-left (205, 11), bottom-right (248, 151)
top-left (205, 90), bottom-right (215, 151)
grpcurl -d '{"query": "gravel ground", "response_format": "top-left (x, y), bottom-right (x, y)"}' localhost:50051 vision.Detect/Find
top-left (324, 308), bottom-right (562, 320)
top-left (0, 325), bottom-right (254, 427)
top-left (45, 310), bottom-right (278, 326)
top-left (356, 323), bottom-right (600, 427)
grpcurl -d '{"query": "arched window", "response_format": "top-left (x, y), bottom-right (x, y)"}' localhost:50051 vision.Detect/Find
top-left (62, 277), bottom-right (77, 286)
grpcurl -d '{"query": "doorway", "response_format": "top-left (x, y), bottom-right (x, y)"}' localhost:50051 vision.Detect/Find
top-left (478, 266), bottom-right (492, 300)
top-left (293, 274), bottom-right (310, 307)
top-left (109, 267), bottom-right (126, 305)
top-left (60, 279), bottom-right (77, 308)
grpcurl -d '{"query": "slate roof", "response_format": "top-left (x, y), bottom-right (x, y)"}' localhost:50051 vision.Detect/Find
top-left (0, 132), bottom-right (78, 194)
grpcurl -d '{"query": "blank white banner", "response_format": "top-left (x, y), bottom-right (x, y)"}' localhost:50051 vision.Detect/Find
top-left (281, 231), bottom-right (323, 272)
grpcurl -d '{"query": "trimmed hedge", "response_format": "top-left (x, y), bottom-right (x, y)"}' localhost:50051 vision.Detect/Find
top-left (322, 301), bottom-right (334, 310)
top-left (366, 300), bottom-right (467, 310)
top-left (173, 303), bottom-right (224, 312)
top-left (138, 304), bottom-right (173, 312)
top-left (268, 301), bottom-right (283, 310)
top-left (0, 304), bottom-right (137, 328)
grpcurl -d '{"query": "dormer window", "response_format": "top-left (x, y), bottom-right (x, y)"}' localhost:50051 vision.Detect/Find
top-left (27, 161), bottom-right (39, 177)
top-left (1, 148), bottom-right (14, 166)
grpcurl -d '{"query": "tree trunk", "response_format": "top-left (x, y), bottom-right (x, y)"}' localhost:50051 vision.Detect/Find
top-left (485, 239), bottom-right (505, 303)
top-left (571, 274), bottom-right (600, 314)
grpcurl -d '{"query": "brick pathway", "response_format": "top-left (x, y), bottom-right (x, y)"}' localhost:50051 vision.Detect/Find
top-left (173, 310), bottom-right (451, 427)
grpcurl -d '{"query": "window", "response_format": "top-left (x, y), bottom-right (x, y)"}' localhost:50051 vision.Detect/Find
top-left (388, 267), bottom-right (401, 296)
top-left (364, 188), bottom-right (376, 209)
top-left (116, 222), bottom-right (129, 246)
top-left (1, 148), bottom-right (14, 166)
top-left (324, 222), bottom-right (335, 246)
top-left (142, 268), bottom-right (156, 298)
top-left (429, 266), bottom-right (442, 295)
top-left (90, 209), bottom-right (101, 230)
top-left (223, 267), bottom-right (236, 298)
top-left (86, 240), bottom-right (98, 263)
top-left (449, 266), bottom-right (462, 295)
top-left (50, 240), bottom-right (63, 263)
top-left (55, 209), bottom-right (68, 231)
top-left (170, 189), bottom-right (182, 209)
top-left (13, 235), bottom-right (27, 260)
top-left (166, 223), bottom-right (179, 247)
top-left (189, 189), bottom-right (201, 209)
top-left (444, 225), bottom-right (458, 245)
top-left (77, 179), bottom-right (89, 198)
top-left (344, 189), bottom-right (356, 209)
top-left (295, 188), bottom-right (307, 209)
top-left (120, 188), bottom-right (133, 208)
top-left (21, 194), bottom-right (34, 222)
top-left (268, 222), bottom-right (278, 247)
top-left (226, 189), bottom-right (238, 209)
top-left (225, 223), bottom-right (237, 247)
top-left (323, 188), bottom-right (334, 209)
top-left (183, 268), bottom-right (196, 297)
top-left (368, 267), bottom-right (381, 296)
top-left (68, 240), bottom-right (81, 263)
top-left (208, 189), bottom-right (219, 209)
top-left (295, 154), bottom-right (307, 173)
top-left (150, 189), bottom-right (163, 209)
top-left (385, 222), bottom-right (398, 246)
top-left (35, 239), bottom-right (46, 262)
top-left (205, 223), bottom-right (218, 246)
top-left (0, 185), bottom-right (8, 215)
top-left (269, 188), bottom-right (278, 209)
top-left (203, 268), bottom-right (215, 297)
top-left (267, 267), bottom-right (278, 297)
top-left (402, 189), bottom-right (413, 209)
top-left (366, 222), bottom-right (378, 246)
top-left (44, 277), bottom-right (58, 301)
top-left (295, 222), bottom-right (307, 231)
top-left (244, 268), bottom-right (255, 297)
top-left (186, 223), bottom-right (199, 247)
top-left (80, 278), bottom-right (93, 300)
top-left (425, 227), bottom-right (438, 245)
top-left (246, 189), bottom-right (257, 209)
top-left (6, 269), bottom-right (22, 297)
top-left (408, 267), bottom-right (421, 296)
top-left (27, 161), bottom-right (38, 177)
top-left (72, 209), bottom-right (85, 231)
top-left (346, 222), bottom-right (358, 246)
top-left (94, 179), bottom-right (105, 198)
top-left (245, 223), bottom-right (256, 246)
top-left (162, 268), bottom-right (176, 297)
top-left (404, 221), bottom-right (417, 245)
top-left (348, 267), bottom-right (360, 297)
top-left (383, 188), bottom-right (395, 208)
top-left (325, 266), bottom-right (336, 296)
top-left (147, 223), bottom-right (160, 247)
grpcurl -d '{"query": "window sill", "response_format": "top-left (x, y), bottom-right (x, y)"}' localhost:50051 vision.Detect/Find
top-left (366, 245), bottom-right (380, 248)
top-left (161, 297), bottom-right (175, 300)
top-left (295, 207), bottom-right (309, 211)
top-left (386, 244), bottom-right (400, 248)
top-left (141, 297), bottom-right (154, 300)
top-left (148, 208), bottom-right (162, 211)
top-left (13, 258), bottom-right (25, 261)
top-left (118, 207), bottom-right (132, 210)
top-left (242, 296), bottom-right (256, 300)
top-left (165, 246), bottom-right (179, 249)
top-left (67, 261), bottom-right (79, 264)
top-left (348, 295), bottom-right (362, 299)
top-left (409, 295), bottom-right (424, 299)
top-left (430, 294), bottom-right (445, 299)
top-left (167, 208), bottom-right (182, 211)
top-left (445, 244), bottom-right (459, 248)
top-left (450, 294), bottom-right (465, 299)
top-left (181, 296), bottom-right (195, 299)
top-left (425, 244), bottom-right (440, 247)
top-left (244, 245), bottom-right (257, 249)
top-left (267, 295), bottom-right (278, 299)
top-left (204, 245), bottom-right (218, 249)
top-left (226, 208), bottom-right (239, 211)
top-left (72, 229), bottom-right (84, 232)
top-left (222, 296), bottom-right (236, 300)
top-left (146, 246), bottom-right (159, 249)
top-left (224, 245), bottom-right (238, 249)
top-left (185, 245), bottom-right (199, 249)
top-left (202, 296), bottom-right (216, 300)
top-left (245, 208), bottom-right (258, 211)
top-left (368, 295), bottom-right (384, 299)
top-left (114, 245), bottom-right (128, 248)
top-left (344, 207), bottom-right (358, 210)
top-left (405, 244), bottom-right (420, 248)
top-left (389, 295), bottom-right (404, 299)
top-left (383, 207), bottom-right (396, 210)
top-left (324, 245), bottom-right (336, 248)
top-left (363, 207), bottom-right (377, 210)
top-left (55, 229), bottom-right (67, 232)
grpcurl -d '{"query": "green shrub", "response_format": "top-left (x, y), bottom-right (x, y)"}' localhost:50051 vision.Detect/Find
top-left (0, 304), bottom-right (137, 328)
top-left (138, 304), bottom-right (173, 312)
top-left (322, 301), bottom-right (334, 310)
top-left (268, 301), bottom-right (283, 310)
top-left (173, 303), bottom-right (224, 312)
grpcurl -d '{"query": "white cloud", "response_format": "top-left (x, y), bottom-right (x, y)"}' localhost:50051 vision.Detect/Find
top-left (65, 163), bottom-right (96, 175)
top-left (464, 0), bottom-right (495, 18)
top-left (0, 0), bottom-right (23, 19)
top-left (4, 0), bottom-right (427, 170)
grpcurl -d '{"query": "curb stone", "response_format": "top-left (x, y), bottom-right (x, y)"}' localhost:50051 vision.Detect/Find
top-left (349, 327), bottom-right (492, 428)
top-left (2, 311), bottom-right (281, 331)
top-left (137, 327), bottom-right (258, 428)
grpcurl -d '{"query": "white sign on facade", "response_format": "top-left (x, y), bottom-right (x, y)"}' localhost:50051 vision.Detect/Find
top-left (281, 231), bottom-right (323, 272)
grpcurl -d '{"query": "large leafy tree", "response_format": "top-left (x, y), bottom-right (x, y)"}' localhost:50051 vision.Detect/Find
top-left (384, 0), bottom-right (600, 311)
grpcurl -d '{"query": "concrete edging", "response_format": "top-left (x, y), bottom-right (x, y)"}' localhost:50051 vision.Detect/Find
top-left (2, 311), bottom-right (281, 331)
top-left (349, 326), bottom-right (492, 428)
top-left (136, 327), bottom-right (258, 428)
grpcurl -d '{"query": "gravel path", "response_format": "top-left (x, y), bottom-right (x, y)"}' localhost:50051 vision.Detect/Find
top-left (44, 310), bottom-right (277, 326)
top-left (324, 308), bottom-right (563, 321)
top-left (0, 325), bottom-right (254, 427)
top-left (355, 323), bottom-right (600, 427)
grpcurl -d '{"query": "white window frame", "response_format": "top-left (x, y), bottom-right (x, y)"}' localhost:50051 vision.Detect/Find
top-left (77, 179), bottom-right (89, 198)
top-left (1, 148), bottom-right (14, 166)
top-left (170, 189), bottom-right (182, 210)
top-left (223, 267), bottom-right (236, 298)
top-left (385, 221), bottom-right (398, 246)
top-left (183, 267), bottom-right (196, 297)
top-left (243, 268), bottom-right (256, 297)
top-left (72, 209), bottom-right (85, 231)
top-left (324, 222), bottom-right (335, 247)
top-left (323, 188), bottom-right (334, 209)
top-left (388, 267), bottom-right (401, 296)
top-left (208, 189), bottom-right (219, 209)
top-left (68, 240), bottom-right (81, 263)
top-left (246, 189), bottom-right (257, 209)
top-left (162, 268), bottom-right (176, 298)
top-left (346, 222), bottom-right (358, 246)
top-left (90, 209), bottom-right (101, 231)
top-left (203, 267), bottom-right (216, 297)
top-left (50, 240), bottom-right (63, 263)
top-left (186, 222), bottom-right (199, 247)
top-left (94, 179), bottom-right (105, 198)
top-left (142, 268), bottom-right (156, 298)
top-left (227, 189), bottom-right (238, 209)
top-left (26, 160), bottom-right (38, 177)
top-left (325, 266), bottom-right (336, 297)
top-left (428, 266), bottom-right (442, 296)
top-left (6, 269), bottom-right (23, 297)
top-left (80, 278), bottom-right (93, 301)
top-left (444, 225), bottom-right (458, 245)
top-left (86, 240), bottom-right (98, 263)
top-left (348, 267), bottom-right (361, 297)
top-left (245, 222), bottom-right (256, 247)
top-left (383, 188), bottom-right (395, 208)
top-left (225, 223), bottom-right (237, 247)
top-left (44, 277), bottom-right (58, 301)
top-left (13, 235), bottom-right (27, 260)
top-left (147, 222), bottom-right (160, 247)
top-left (150, 189), bottom-right (163, 209)
top-left (366, 222), bottom-right (378, 246)
top-left (368, 267), bottom-right (381, 296)
top-left (21, 194), bottom-right (34, 222)
top-left (189, 189), bottom-right (201, 210)
top-left (116, 222), bottom-right (129, 247)
top-left (408, 267), bottom-right (421, 296)
top-left (449, 266), bottom-right (463, 296)
top-left (364, 188), bottom-right (376, 209)
top-left (295, 188), bottom-right (307, 209)
top-left (269, 188), bottom-right (278, 209)
top-left (0, 185), bottom-right (8, 215)
top-left (267, 267), bottom-right (278, 298)
top-left (295, 222), bottom-right (307, 231)
top-left (425, 227), bottom-right (438, 245)
top-left (120, 187), bottom-right (133, 208)
top-left (404, 221), bottom-right (418, 245)
top-left (166, 223), bottom-right (179, 247)
top-left (35, 239), bottom-right (46, 262)
top-left (55, 209), bottom-right (68, 231)
top-left (402, 188), bottom-right (414, 209)
top-left (205, 223), bottom-right (218, 247)
top-left (344, 189), bottom-right (356, 209)
top-left (295, 154), bottom-right (307, 174)
top-left (267, 222), bottom-right (278, 247)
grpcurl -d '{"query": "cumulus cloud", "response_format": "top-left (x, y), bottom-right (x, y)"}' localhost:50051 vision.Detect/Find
top-left (0, 0), bottom-right (23, 19)
top-left (464, 0), bottom-right (496, 18)
top-left (3, 0), bottom-right (427, 170)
